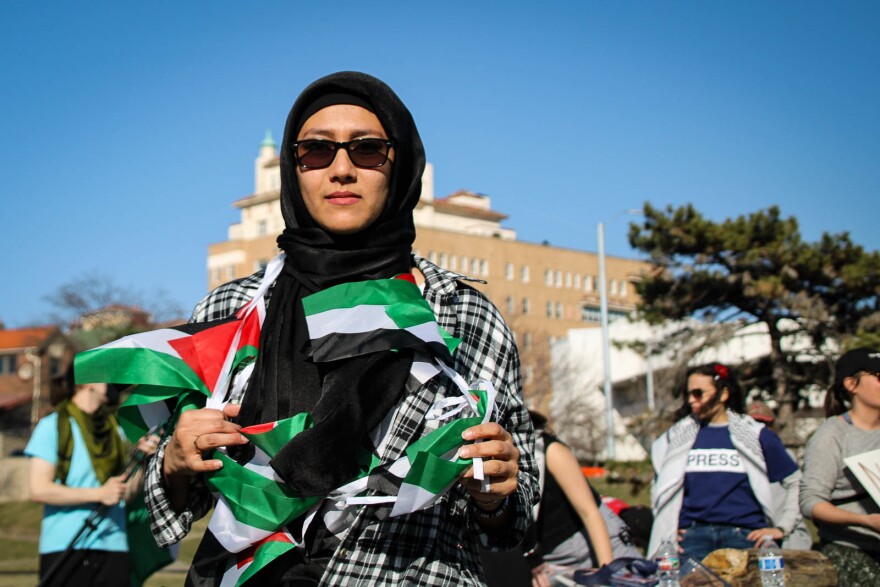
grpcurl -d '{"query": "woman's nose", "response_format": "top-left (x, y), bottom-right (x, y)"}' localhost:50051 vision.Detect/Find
top-left (329, 146), bottom-right (357, 181)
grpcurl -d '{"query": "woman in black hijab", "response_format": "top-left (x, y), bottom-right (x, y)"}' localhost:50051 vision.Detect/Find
top-left (147, 72), bottom-right (537, 585)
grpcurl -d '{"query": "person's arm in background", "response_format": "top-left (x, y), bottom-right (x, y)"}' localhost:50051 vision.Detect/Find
top-left (801, 421), bottom-right (880, 533)
top-left (545, 440), bottom-right (613, 566)
top-left (29, 457), bottom-right (126, 507)
top-left (748, 428), bottom-right (801, 543)
top-left (123, 434), bottom-right (160, 505)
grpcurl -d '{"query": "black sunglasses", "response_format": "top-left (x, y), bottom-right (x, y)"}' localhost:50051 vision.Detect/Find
top-left (291, 138), bottom-right (394, 169)
top-left (687, 389), bottom-right (705, 400)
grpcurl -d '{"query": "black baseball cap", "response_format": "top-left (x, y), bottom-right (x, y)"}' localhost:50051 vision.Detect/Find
top-left (835, 347), bottom-right (880, 386)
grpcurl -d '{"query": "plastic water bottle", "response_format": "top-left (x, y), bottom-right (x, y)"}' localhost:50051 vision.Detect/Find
top-left (758, 535), bottom-right (785, 587)
top-left (652, 535), bottom-right (681, 587)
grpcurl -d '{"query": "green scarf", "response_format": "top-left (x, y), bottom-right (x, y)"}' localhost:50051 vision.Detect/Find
top-left (55, 399), bottom-right (126, 485)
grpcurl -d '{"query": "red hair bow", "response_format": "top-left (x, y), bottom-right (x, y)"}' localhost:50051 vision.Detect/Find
top-left (714, 364), bottom-right (729, 379)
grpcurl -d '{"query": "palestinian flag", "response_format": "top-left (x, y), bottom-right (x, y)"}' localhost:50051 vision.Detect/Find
top-left (303, 274), bottom-right (460, 364)
top-left (219, 531), bottom-right (297, 587)
top-left (206, 413), bottom-right (320, 554)
top-left (74, 303), bottom-right (263, 442)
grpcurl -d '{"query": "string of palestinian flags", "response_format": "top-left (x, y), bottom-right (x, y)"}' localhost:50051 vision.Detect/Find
top-left (74, 254), bottom-right (497, 586)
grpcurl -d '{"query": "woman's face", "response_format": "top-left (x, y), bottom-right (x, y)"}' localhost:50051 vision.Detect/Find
top-left (687, 373), bottom-right (727, 421)
top-left (850, 371), bottom-right (880, 411)
top-left (295, 104), bottom-right (393, 235)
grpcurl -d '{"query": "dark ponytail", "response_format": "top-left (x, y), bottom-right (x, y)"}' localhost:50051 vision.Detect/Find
top-left (824, 380), bottom-right (854, 417)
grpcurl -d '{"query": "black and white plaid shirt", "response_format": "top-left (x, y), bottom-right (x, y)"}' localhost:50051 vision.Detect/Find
top-left (145, 256), bottom-right (537, 585)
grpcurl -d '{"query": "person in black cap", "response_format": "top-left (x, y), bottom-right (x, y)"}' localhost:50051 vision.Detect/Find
top-left (142, 71), bottom-right (537, 585)
top-left (801, 347), bottom-right (880, 584)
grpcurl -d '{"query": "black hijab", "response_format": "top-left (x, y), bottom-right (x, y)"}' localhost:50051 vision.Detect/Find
top-left (236, 72), bottom-right (426, 496)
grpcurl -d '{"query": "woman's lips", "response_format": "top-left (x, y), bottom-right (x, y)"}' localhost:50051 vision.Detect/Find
top-left (326, 191), bottom-right (361, 205)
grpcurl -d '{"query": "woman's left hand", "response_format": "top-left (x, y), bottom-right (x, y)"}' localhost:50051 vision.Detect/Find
top-left (458, 422), bottom-right (519, 509)
top-left (747, 527), bottom-right (784, 543)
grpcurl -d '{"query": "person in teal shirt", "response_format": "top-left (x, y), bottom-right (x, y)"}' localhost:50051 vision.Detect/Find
top-left (25, 366), bottom-right (156, 586)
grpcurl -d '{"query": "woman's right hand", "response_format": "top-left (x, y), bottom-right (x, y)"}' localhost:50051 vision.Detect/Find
top-left (163, 403), bottom-right (248, 481)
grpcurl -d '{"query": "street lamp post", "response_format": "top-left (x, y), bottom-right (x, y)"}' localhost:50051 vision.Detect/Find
top-left (645, 339), bottom-right (655, 412)
top-left (597, 221), bottom-right (615, 461)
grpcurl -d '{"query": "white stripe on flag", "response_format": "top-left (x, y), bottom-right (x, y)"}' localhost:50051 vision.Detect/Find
top-left (411, 360), bottom-right (440, 384)
top-left (240, 445), bottom-right (283, 481)
top-left (391, 482), bottom-right (446, 517)
top-left (96, 328), bottom-right (190, 356)
top-left (209, 497), bottom-right (274, 553)
top-left (306, 305), bottom-right (397, 338)
top-left (403, 322), bottom-right (446, 346)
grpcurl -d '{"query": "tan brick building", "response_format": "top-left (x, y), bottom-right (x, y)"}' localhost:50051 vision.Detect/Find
top-left (207, 134), bottom-right (650, 408)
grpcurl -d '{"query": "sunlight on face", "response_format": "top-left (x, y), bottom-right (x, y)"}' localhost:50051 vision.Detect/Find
top-left (295, 105), bottom-right (393, 235)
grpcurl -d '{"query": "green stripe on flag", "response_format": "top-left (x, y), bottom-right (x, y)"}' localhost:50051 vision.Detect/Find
top-left (75, 347), bottom-right (210, 394)
top-left (383, 297), bottom-right (439, 330)
top-left (403, 450), bottom-right (471, 495)
top-left (208, 453), bottom-right (320, 531)
top-left (119, 387), bottom-right (205, 442)
top-left (405, 416), bottom-right (481, 463)
top-left (303, 279), bottom-right (423, 314)
top-left (243, 413), bottom-right (312, 457)
top-left (236, 540), bottom-right (296, 586)
top-left (233, 345), bottom-right (258, 370)
top-left (439, 328), bottom-right (461, 355)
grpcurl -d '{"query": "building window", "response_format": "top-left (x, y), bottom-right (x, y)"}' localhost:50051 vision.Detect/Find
top-left (581, 305), bottom-right (627, 323)
top-left (524, 365), bottom-right (533, 384)
top-left (620, 280), bottom-right (628, 297)
top-left (522, 298), bottom-right (530, 315)
top-left (439, 253), bottom-right (447, 268)
top-left (582, 305), bottom-right (601, 323)
top-left (257, 219), bottom-right (268, 235)
top-left (555, 271), bottom-right (563, 288)
top-left (584, 275), bottom-right (593, 292)
top-left (479, 259), bottom-right (488, 276)
top-left (505, 262), bottom-right (514, 281)
top-left (545, 269), bottom-right (553, 286)
top-left (212, 268), bottom-right (221, 283)
top-left (49, 357), bottom-right (61, 377)
top-left (225, 265), bottom-right (235, 280)
top-left (546, 301), bottom-right (553, 318)
top-left (574, 274), bottom-right (581, 289)
top-left (461, 256), bottom-right (469, 274)
top-left (0, 355), bottom-right (17, 374)
top-left (449, 255), bottom-right (457, 271)
top-left (565, 272), bottom-right (572, 288)
top-left (610, 279), bottom-right (618, 295)
top-left (521, 265), bottom-right (530, 283)
top-left (505, 296), bottom-right (514, 314)
top-left (556, 302), bottom-right (563, 319)
top-left (428, 251), bottom-right (438, 264)
top-left (523, 332), bottom-right (532, 350)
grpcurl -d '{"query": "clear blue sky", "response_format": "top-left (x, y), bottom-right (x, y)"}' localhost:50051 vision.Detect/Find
top-left (2, 1), bottom-right (878, 327)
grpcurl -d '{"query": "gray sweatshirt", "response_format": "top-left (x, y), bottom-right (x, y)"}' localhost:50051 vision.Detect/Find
top-left (800, 415), bottom-right (880, 551)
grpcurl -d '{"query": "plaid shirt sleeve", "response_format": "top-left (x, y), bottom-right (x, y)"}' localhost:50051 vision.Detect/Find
top-left (145, 272), bottom-right (265, 546)
top-left (418, 259), bottom-right (538, 550)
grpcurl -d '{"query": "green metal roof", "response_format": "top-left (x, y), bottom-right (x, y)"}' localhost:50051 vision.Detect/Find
top-left (260, 129), bottom-right (276, 149)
